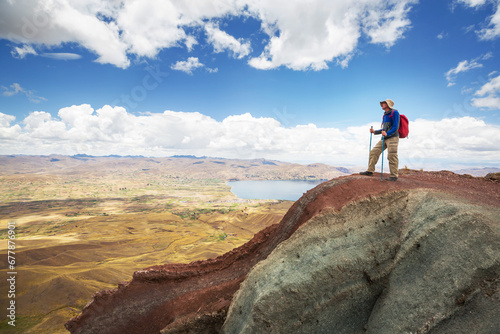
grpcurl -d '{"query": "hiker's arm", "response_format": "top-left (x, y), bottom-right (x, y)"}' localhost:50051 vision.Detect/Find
top-left (374, 129), bottom-right (383, 135)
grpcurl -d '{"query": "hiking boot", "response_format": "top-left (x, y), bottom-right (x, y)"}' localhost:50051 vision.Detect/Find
top-left (385, 177), bottom-right (398, 182)
top-left (359, 171), bottom-right (373, 176)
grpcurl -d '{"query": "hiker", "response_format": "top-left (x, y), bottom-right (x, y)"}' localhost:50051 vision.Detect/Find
top-left (360, 99), bottom-right (400, 181)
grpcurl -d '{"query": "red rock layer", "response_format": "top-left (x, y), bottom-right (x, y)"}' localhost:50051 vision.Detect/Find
top-left (65, 171), bottom-right (499, 334)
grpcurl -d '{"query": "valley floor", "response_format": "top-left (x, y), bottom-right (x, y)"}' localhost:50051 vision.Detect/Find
top-left (0, 170), bottom-right (292, 333)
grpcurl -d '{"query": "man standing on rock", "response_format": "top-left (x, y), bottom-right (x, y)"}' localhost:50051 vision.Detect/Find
top-left (360, 99), bottom-right (399, 181)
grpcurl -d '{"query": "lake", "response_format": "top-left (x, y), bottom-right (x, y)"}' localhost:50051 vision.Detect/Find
top-left (227, 180), bottom-right (325, 201)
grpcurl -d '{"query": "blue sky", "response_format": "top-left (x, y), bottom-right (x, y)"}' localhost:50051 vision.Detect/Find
top-left (0, 0), bottom-right (499, 169)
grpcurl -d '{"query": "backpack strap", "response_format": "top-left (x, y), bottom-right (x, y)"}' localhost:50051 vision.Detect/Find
top-left (382, 109), bottom-right (396, 127)
top-left (385, 109), bottom-right (400, 132)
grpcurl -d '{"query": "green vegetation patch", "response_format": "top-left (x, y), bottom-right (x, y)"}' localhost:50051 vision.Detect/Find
top-left (174, 208), bottom-right (235, 220)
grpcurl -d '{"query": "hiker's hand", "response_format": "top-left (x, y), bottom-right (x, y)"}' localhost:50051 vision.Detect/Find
top-left (370, 128), bottom-right (375, 133)
top-left (381, 130), bottom-right (387, 137)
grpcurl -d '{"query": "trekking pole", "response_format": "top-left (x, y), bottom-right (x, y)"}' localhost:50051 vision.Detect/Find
top-left (369, 126), bottom-right (373, 152)
top-left (381, 135), bottom-right (384, 181)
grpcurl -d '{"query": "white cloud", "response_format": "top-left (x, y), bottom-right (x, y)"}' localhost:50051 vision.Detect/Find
top-left (1, 83), bottom-right (47, 103)
top-left (0, 0), bottom-right (239, 68)
top-left (481, 3), bottom-right (500, 40)
top-left (0, 0), bottom-right (417, 70)
top-left (205, 22), bottom-right (251, 59)
top-left (1, 83), bottom-right (23, 97)
top-left (471, 95), bottom-right (500, 109)
top-left (40, 52), bottom-right (82, 60)
top-left (474, 73), bottom-right (500, 96)
top-left (0, 0), bottom-right (130, 68)
top-left (171, 57), bottom-right (204, 74)
top-left (471, 74), bottom-right (500, 109)
top-left (0, 104), bottom-right (499, 169)
top-left (206, 67), bottom-right (219, 73)
top-left (0, 112), bottom-right (22, 139)
top-left (53, 1), bottom-right (130, 68)
top-left (362, 1), bottom-right (416, 47)
top-left (247, 0), bottom-right (417, 70)
top-left (445, 60), bottom-right (482, 87)
top-left (185, 35), bottom-right (198, 52)
top-left (457, 0), bottom-right (488, 6)
top-left (400, 116), bottom-right (500, 170)
top-left (116, 0), bottom-right (189, 58)
top-left (437, 31), bottom-right (448, 39)
top-left (23, 110), bottom-right (68, 139)
top-left (458, 0), bottom-right (500, 40)
top-left (445, 53), bottom-right (492, 86)
top-left (11, 44), bottom-right (37, 59)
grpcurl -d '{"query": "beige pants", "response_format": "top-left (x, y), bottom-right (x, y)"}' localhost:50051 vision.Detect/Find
top-left (367, 136), bottom-right (399, 177)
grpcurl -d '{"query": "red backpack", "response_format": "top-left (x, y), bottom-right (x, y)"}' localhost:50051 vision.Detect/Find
top-left (387, 109), bottom-right (409, 138)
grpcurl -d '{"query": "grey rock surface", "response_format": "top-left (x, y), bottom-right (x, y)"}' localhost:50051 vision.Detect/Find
top-left (222, 190), bottom-right (500, 334)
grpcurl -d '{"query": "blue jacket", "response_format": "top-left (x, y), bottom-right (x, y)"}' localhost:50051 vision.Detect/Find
top-left (375, 109), bottom-right (399, 138)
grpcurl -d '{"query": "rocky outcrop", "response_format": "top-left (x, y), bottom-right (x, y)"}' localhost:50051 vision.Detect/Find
top-left (222, 189), bottom-right (499, 333)
top-left (66, 171), bottom-right (499, 334)
top-left (485, 172), bottom-right (500, 181)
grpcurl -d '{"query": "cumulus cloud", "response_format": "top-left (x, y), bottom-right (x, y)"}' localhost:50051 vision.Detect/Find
top-left (0, 0), bottom-right (237, 68)
top-left (117, 0), bottom-right (193, 58)
top-left (246, 0), bottom-right (417, 70)
top-left (0, 112), bottom-right (22, 139)
top-left (205, 22), bottom-right (251, 59)
top-left (405, 116), bottom-right (500, 170)
top-left (445, 53), bottom-right (492, 86)
top-left (171, 57), bottom-right (204, 74)
top-left (0, 0), bottom-right (130, 67)
top-left (1, 83), bottom-right (47, 103)
top-left (0, 0), bottom-right (417, 70)
top-left (23, 110), bottom-right (68, 139)
top-left (0, 104), bottom-right (498, 169)
top-left (471, 73), bottom-right (500, 109)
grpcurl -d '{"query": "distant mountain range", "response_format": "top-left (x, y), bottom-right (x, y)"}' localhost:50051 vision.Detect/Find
top-left (0, 155), bottom-right (350, 181)
top-left (451, 167), bottom-right (500, 177)
top-left (1, 155), bottom-right (497, 179)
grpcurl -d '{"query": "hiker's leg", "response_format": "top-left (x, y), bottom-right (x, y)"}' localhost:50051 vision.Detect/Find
top-left (387, 136), bottom-right (399, 178)
top-left (368, 139), bottom-right (385, 173)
